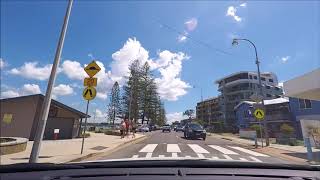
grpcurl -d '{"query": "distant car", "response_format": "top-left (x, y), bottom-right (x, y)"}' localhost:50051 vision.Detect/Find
top-left (173, 126), bottom-right (177, 131)
top-left (162, 125), bottom-right (171, 132)
top-left (139, 126), bottom-right (150, 132)
top-left (175, 125), bottom-right (184, 132)
top-left (184, 123), bottom-right (206, 140)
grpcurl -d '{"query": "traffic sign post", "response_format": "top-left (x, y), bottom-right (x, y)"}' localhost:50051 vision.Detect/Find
top-left (81, 61), bottom-right (101, 154)
top-left (253, 106), bottom-right (266, 148)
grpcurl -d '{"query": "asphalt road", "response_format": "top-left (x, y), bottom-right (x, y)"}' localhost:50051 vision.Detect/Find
top-left (98, 130), bottom-right (290, 164)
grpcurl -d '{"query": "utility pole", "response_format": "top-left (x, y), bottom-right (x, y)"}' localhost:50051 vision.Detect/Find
top-left (232, 38), bottom-right (270, 146)
top-left (29, 0), bottom-right (73, 163)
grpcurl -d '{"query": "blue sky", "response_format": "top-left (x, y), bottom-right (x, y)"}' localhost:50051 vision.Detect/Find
top-left (1, 1), bottom-right (319, 123)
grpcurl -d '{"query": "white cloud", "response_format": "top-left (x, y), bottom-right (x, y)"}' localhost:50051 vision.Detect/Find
top-left (22, 84), bottom-right (41, 95)
top-left (9, 62), bottom-right (54, 80)
top-left (184, 18), bottom-right (198, 32)
top-left (0, 58), bottom-right (7, 69)
top-left (280, 56), bottom-right (290, 63)
top-left (226, 6), bottom-right (242, 22)
top-left (0, 83), bottom-right (41, 99)
top-left (166, 112), bottom-right (186, 124)
top-left (1, 90), bottom-right (20, 98)
top-left (61, 60), bottom-right (87, 80)
top-left (53, 84), bottom-right (74, 98)
top-left (154, 51), bottom-right (191, 101)
top-left (96, 92), bottom-right (108, 100)
top-left (240, 2), bottom-right (247, 7)
top-left (89, 108), bottom-right (107, 123)
top-left (110, 38), bottom-right (150, 82)
top-left (177, 31), bottom-right (188, 43)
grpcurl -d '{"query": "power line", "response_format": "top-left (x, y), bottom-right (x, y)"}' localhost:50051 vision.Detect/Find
top-left (152, 18), bottom-right (234, 56)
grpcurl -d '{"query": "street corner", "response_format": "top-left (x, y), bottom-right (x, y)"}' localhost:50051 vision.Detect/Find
top-left (253, 147), bottom-right (312, 165)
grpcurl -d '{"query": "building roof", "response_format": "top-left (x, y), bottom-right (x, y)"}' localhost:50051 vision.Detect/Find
top-left (234, 101), bottom-right (256, 110)
top-left (214, 71), bottom-right (275, 84)
top-left (0, 94), bottom-right (90, 118)
top-left (234, 97), bottom-right (290, 110)
top-left (263, 97), bottom-right (289, 105)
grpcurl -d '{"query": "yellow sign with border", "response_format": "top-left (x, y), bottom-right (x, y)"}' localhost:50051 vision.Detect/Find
top-left (83, 86), bottom-right (96, 101)
top-left (254, 108), bottom-right (265, 120)
top-left (3, 114), bottom-right (13, 124)
top-left (84, 77), bottom-right (97, 87)
top-left (84, 61), bottom-right (101, 77)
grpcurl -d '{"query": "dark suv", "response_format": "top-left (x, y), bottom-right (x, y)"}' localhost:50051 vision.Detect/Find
top-left (184, 123), bottom-right (206, 140)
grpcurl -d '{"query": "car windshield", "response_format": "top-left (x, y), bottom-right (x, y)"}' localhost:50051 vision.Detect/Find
top-left (1, 0), bottom-right (319, 169)
top-left (189, 124), bottom-right (203, 130)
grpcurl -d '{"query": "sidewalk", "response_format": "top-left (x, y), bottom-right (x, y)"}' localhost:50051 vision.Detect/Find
top-left (0, 132), bottom-right (145, 165)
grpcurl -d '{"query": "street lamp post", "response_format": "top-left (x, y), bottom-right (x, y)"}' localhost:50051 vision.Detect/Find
top-left (29, 0), bottom-right (73, 163)
top-left (232, 38), bottom-right (270, 146)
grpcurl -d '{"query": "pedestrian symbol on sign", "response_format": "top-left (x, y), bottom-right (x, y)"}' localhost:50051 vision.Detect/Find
top-left (82, 86), bottom-right (96, 101)
top-left (254, 108), bottom-right (265, 120)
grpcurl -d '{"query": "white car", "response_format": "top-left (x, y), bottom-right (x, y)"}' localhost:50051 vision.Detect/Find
top-left (139, 126), bottom-right (150, 132)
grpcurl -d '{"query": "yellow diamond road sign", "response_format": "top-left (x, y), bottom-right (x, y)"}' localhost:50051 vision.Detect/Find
top-left (83, 86), bottom-right (96, 101)
top-left (84, 61), bottom-right (101, 77)
top-left (84, 77), bottom-right (97, 87)
top-left (254, 108), bottom-right (265, 120)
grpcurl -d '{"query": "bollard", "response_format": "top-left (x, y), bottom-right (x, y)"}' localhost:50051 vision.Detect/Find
top-left (304, 137), bottom-right (313, 162)
top-left (255, 136), bottom-right (258, 148)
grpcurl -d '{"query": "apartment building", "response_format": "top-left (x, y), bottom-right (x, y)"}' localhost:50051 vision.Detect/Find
top-left (215, 71), bottom-right (283, 131)
top-left (196, 97), bottom-right (223, 130)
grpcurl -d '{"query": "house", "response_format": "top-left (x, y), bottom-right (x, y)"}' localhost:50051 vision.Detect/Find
top-left (234, 97), bottom-right (295, 138)
top-left (1, 94), bottom-right (89, 140)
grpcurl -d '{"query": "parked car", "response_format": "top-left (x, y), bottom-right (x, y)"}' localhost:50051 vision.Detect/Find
top-left (175, 125), bottom-right (184, 132)
top-left (162, 125), bottom-right (171, 132)
top-left (138, 125), bottom-right (150, 132)
top-left (184, 123), bottom-right (206, 140)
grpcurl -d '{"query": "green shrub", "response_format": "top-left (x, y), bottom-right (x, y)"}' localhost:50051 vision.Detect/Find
top-left (280, 124), bottom-right (294, 136)
top-left (94, 129), bottom-right (105, 133)
top-left (250, 124), bottom-right (264, 138)
top-left (104, 130), bottom-right (121, 136)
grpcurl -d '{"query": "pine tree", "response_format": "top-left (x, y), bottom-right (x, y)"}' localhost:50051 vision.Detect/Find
top-left (107, 81), bottom-right (121, 125)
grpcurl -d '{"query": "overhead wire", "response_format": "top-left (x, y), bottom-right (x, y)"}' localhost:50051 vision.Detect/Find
top-left (152, 18), bottom-right (234, 56)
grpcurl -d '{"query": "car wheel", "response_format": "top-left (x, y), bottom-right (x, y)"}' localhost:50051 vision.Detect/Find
top-left (203, 136), bottom-right (206, 141)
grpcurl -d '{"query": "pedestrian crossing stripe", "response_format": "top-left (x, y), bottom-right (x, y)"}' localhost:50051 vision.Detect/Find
top-left (228, 146), bottom-right (269, 157)
top-left (138, 144), bottom-right (268, 157)
top-left (130, 153), bottom-right (264, 162)
top-left (208, 145), bottom-right (239, 155)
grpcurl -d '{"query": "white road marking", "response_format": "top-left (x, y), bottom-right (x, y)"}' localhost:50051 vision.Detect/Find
top-left (139, 144), bottom-right (158, 153)
top-left (229, 146), bottom-right (269, 157)
top-left (188, 144), bottom-right (209, 154)
top-left (208, 145), bottom-right (239, 155)
top-left (172, 153), bottom-right (178, 157)
top-left (146, 152), bottom-right (152, 158)
top-left (131, 155), bottom-right (138, 158)
top-left (211, 156), bottom-right (219, 160)
top-left (185, 155), bottom-right (191, 158)
top-left (167, 144), bottom-right (181, 152)
top-left (239, 158), bottom-right (248, 161)
top-left (197, 153), bottom-right (205, 158)
top-left (249, 156), bottom-right (263, 162)
top-left (223, 155), bottom-right (232, 160)
top-left (158, 155), bottom-right (165, 158)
